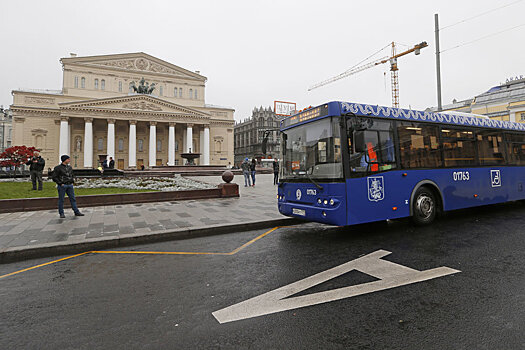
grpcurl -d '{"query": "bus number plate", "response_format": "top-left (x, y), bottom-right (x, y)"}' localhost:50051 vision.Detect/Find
top-left (292, 208), bottom-right (306, 216)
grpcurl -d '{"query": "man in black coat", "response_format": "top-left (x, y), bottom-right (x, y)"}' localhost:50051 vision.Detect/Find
top-left (109, 157), bottom-right (115, 169)
top-left (26, 151), bottom-right (45, 190)
top-left (51, 155), bottom-right (84, 219)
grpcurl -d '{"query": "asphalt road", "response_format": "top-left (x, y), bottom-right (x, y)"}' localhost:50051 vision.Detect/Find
top-left (1, 202), bottom-right (525, 349)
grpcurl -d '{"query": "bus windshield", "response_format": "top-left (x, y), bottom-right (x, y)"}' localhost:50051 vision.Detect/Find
top-left (281, 117), bottom-right (342, 181)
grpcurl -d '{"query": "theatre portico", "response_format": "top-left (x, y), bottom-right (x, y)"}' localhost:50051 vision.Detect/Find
top-left (10, 52), bottom-right (234, 169)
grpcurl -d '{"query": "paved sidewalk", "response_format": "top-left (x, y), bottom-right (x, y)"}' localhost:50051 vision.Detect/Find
top-left (0, 174), bottom-right (288, 262)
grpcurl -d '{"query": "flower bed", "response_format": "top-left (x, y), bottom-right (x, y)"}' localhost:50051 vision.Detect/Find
top-left (74, 175), bottom-right (214, 191)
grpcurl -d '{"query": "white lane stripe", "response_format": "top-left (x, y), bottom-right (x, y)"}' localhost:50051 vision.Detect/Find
top-left (212, 250), bottom-right (460, 324)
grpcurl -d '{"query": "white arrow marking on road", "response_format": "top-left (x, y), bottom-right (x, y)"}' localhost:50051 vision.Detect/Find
top-left (212, 250), bottom-right (460, 324)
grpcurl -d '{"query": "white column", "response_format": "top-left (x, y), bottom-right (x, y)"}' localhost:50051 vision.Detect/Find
top-left (168, 122), bottom-right (175, 166)
top-left (199, 129), bottom-right (204, 164)
top-left (58, 117), bottom-right (69, 161)
top-left (106, 119), bottom-right (115, 160)
top-left (183, 129), bottom-right (187, 153)
top-left (149, 121), bottom-right (157, 167)
top-left (83, 117), bottom-right (93, 168)
top-left (186, 124), bottom-right (193, 153)
top-left (128, 121), bottom-right (137, 168)
top-left (203, 125), bottom-right (210, 165)
top-left (67, 123), bottom-right (71, 156)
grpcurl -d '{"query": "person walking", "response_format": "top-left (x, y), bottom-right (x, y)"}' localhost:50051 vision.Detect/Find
top-left (26, 151), bottom-right (45, 190)
top-left (241, 158), bottom-right (251, 187)
top-left (250, 158), bottom-right (256, 187)
top-left (273, 159), bottom-right (279, 185)
top-left (51, 155), bottom-right (84, 219)
top-left (109, 157), bottom-right (115, 169)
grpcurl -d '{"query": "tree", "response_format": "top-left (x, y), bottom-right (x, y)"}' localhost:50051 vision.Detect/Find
top-left (0, 146), bottom-right (40, 174)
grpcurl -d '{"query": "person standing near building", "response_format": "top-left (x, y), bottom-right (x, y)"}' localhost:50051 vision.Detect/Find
top-left (250, 158), bottom-right (256, 187)
top-left (26, 151), bottom-right (45, 190)
top-left (109, 157), bottom-right (115, 169)
top-left (273, 159), bottom-right (279, 185)
top-left (52, 155), bottom-right (84, 219)
top-left (241, 158), bottom-right (251, 187)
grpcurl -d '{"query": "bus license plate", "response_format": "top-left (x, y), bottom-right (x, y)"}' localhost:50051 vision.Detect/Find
top-left (292, 208), bottom-right (305, 216)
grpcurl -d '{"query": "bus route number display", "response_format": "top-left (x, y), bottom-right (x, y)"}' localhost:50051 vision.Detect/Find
top-left (283, 105), bottom-right (328, 127)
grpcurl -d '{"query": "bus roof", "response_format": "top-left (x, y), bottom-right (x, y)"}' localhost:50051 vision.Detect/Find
top-left (281, 101), bottom-right (525, 132)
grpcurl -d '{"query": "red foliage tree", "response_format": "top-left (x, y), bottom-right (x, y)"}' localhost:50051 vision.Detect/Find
top-left (0, 146), bottom-right (40, 172)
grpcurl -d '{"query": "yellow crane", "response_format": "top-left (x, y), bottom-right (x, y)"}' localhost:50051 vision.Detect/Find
top-left (308, 41), bottom-right (428, 108)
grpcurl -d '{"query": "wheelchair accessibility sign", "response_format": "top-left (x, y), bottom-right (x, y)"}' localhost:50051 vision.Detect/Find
top-left (490, 170), bottom-right (501, 187)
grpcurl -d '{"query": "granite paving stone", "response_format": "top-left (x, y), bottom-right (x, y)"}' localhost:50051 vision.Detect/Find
top-left (0, 174), bottom-right (282, 254)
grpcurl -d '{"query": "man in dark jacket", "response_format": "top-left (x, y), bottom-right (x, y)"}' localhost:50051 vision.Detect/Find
top-left (52, 155), bottom-right (84, 219)
top-left (26, 151), bottom-right (45, 190)
top-left (108, 157), bottom-right (115, 169)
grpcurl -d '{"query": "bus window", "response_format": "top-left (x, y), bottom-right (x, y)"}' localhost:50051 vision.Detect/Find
top-left (506, 133), bottom-right (525, 165)
top-left (477, 131), bottom-right (506, 165)
top-left (442, 128), bottom-right (476, 167)
top-left (397, 122), bottom-right (441, 168)
top-left (347, 118), bottom-right (396, 175)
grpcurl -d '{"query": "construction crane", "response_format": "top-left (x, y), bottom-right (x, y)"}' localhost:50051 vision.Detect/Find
top-left (308, 41), bottom-right (428, 108)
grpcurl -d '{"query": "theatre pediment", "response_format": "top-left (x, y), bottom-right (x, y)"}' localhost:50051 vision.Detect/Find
top-left (62, 53), bottom-right (205, 81)
top-left (59, 95), bottom-right (210, 118)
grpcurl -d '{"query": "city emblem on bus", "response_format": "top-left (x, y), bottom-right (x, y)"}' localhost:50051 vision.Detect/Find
top-left (296, 189), bottom-right (302, 200)
top-left (368, 176), bottom-right (384, 202)
top-left (490, 170), bottom-right (501, 187)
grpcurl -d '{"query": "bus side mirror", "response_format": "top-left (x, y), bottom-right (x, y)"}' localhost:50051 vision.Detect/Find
top-left (354, 131), bottom-right (366, 153)
top-left (262, 131), bottom-right (270, 155)
top-left (262, 138), bottom-right (268, 154)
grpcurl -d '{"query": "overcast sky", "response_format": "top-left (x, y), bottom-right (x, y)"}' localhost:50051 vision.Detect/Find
top-left (1, 0), bottom-right (524, 121)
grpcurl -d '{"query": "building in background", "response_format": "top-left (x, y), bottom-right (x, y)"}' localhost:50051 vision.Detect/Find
top-left (430, 77), bottom-right (525, 122)
top-left (234, 106), bottom-right (282, 166)
top-left (0, 107), bottom-right (13, 153)
top-left (10, 52), bottom-right (234, 168)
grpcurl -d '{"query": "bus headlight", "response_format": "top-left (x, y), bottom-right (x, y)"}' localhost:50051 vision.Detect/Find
top-left (323, 199), bottom-right (328, 205)
top-left (317, 198), bottom-right (322, 204)
top-left (329, 199), bottom-right (335, 206)
top-left (322, 211), bottom-right (327, 217)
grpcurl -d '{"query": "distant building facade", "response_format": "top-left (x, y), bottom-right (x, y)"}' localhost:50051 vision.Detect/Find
top-left (432, 77), bottom-right (525, 122)
top-left (234, 106), bottom-right (281, 165)
top-left (0, 107), bottom-right (13, 153)
top-left (10, 52), bottom-right (234, 168)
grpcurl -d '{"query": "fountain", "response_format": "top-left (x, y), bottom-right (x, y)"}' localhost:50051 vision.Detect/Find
top-left (181, 148), bottom-right (201, 166)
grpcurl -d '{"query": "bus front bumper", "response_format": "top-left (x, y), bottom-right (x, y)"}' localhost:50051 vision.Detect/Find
top-left (278, 201), bottom-right (347, 226)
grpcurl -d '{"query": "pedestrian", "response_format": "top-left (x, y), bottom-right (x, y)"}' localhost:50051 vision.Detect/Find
top-left (102, 159), bottom-right (108, 169)
top-left (108, 157), bottom-right (115, 169)
top-left (26, 151), bottom-right (45, 190)
top-left (273, 159), bottom-right (279, 185)
top-left (241, 157), bottom-right (251, 187)
top-left (250, 158), bottom-right (256, 186)
top-left (51, 155), bottom-right (84, 219)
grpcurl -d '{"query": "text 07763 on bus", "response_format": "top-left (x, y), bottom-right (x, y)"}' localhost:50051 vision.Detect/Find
top-left (277, 101), bottom-right (525, 226)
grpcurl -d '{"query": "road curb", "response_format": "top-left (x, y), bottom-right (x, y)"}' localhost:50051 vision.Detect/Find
top-left (0, 217), bottom-right (303, 264)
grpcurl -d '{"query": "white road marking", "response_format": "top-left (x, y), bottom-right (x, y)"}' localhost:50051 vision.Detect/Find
top-left (212, 250), bottom-right (460, 324)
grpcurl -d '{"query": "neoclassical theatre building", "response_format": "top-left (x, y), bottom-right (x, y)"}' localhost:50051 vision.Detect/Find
top-left (10, 52), bottom-right (234, 169)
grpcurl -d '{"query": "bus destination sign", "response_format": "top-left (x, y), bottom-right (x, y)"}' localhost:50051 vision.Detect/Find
top-left (282, 104), bottom-right (328, 128)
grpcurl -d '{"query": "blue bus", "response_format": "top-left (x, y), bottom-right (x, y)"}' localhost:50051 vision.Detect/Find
top-left (277, 101), bottom-right (525, 226)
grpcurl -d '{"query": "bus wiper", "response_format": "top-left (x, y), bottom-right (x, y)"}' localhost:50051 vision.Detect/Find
top-left (305, 172), bottom-right (323, 191)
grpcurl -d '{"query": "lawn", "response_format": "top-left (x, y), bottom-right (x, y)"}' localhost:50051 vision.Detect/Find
top-left (0, 181), bottom-right (156, 199)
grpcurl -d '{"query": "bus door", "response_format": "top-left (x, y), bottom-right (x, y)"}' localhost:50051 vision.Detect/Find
top-left (345, 117), bottom-right (401, 224)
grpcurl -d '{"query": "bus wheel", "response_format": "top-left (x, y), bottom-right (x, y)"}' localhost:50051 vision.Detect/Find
top-left (412, 187), bottom-right (436, 226)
